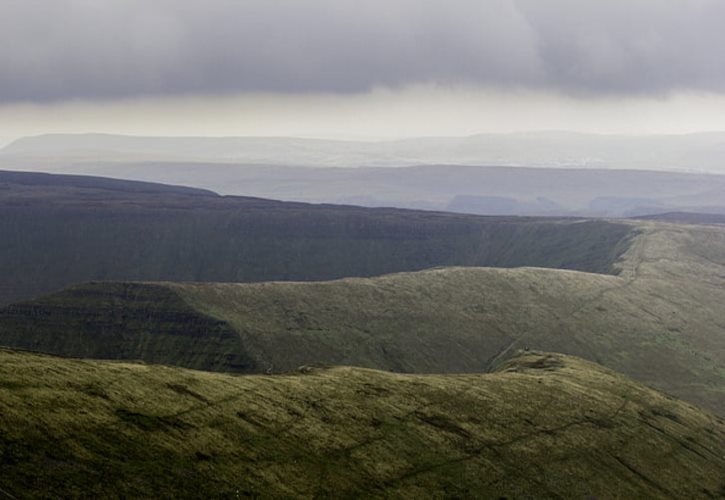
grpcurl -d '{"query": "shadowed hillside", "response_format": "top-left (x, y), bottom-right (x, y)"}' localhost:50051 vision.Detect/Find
top-left (634, 212), bottom-right (725, 225)
top-left (1, 348), bottom-right (723, 499)
top-left (3, 220), bottom-right (725, 416)
top-left (0, 170), bottom-right (634, 305)
top-left (0, 283), bottom-right (255, 373)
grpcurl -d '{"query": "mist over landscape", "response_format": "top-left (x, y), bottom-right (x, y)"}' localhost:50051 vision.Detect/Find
top-left (2, 1), bottom-right (725, 498)
top-left (5, 132), bottom-right (725, 218)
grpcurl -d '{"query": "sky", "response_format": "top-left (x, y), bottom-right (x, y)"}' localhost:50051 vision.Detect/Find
top-left (2, 0), bottom-right (725, 141)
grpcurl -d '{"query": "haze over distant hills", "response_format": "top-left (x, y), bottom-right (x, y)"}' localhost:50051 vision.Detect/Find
top-left (4, 132), bottom-right (725, 217)
top-left (5, 131), bottom-right (725, 171)
top-left (0, 170), bottom-right (632, 306)
top-left (6, 2), bottom-right (725, 497)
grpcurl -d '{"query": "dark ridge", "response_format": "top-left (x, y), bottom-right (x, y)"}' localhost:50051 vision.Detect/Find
top-left (0, 169), bottom-right (217, 196)
top-left (0, 282), bottom-right (254, 372)
top-left (0, 170), bottom-right (635, 305)
top-left (633, 212), bottom-right (725, 225)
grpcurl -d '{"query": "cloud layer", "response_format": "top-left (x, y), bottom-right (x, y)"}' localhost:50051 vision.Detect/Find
top-left (2, 0), bottom-right (725, 102)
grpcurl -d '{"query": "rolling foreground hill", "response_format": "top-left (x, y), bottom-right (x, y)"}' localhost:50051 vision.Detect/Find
top-left (1, 348), bottom-right (723, 499)
top-left (2, 219), bottom-right (725, 416)
top-left (0, 170), bottom-right (633, 305)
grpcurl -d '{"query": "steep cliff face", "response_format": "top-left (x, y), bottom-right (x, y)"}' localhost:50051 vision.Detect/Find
top-left (2, 221), bottom-right (724, 418)
top-left (0, 282), bottom-right (254, 372)
top-left (0, 170), bottom-right (635, 305)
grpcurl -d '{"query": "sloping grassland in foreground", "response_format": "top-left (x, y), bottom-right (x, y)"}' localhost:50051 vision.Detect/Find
top-left (0, 349), bottom-right (724, 499)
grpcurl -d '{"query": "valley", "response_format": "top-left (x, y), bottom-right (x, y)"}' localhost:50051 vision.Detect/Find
top-left (2, 217), bottom-right (724, 417)
top-left (0, 170), bottom-right (632, 306)
top-left (0, 170), bottom-right (724, 497)
top-left (5, 4), bottom-right (725, 497)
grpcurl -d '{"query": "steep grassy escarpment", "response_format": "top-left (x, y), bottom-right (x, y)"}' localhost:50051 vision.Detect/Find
top-left (0, 283), bottom-right (254, 372)
top-left (1, 349), bottom-right (723, 499)
top-left (2, 222), bottom-right (724, 416)
top-left (175, 221), bottom-right (725, 416)
top-left (0, 170), bottom-right (634, 305)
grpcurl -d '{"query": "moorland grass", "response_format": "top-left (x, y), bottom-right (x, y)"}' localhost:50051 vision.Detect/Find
top-left (0, 348), bottom-right (724, 499)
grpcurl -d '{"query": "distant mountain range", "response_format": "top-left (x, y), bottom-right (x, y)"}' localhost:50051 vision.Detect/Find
top-left (5, 131), bottom-right (725, 171)
top-left (4, 132), bottom-right (725, 217)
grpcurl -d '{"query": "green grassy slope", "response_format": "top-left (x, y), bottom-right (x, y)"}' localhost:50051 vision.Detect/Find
top-left (2, 221), bottom-right (725, 416)
top-left (173, 221), bottom-right (725, 416)
top-left (0, 170), bottom-right (634, 305)
top-left (0, 283), bottom-right (254, 372)
top-left (1, 348), bottom-right (723, 499)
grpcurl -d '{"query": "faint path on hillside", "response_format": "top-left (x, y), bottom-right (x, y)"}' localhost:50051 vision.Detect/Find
top-left (485, 225), bottom-right (655, 372)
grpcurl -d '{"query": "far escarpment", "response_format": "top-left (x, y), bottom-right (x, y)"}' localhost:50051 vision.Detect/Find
top-left (0, 282), bottom-right (255, 372)
top-left (0, 170), bottom-right (634, 305)
top-left (2, 221), bottom-right (725, 416)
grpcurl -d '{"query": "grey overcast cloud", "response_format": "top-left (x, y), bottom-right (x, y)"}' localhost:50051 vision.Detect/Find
top-left (1, 0), bottom-right (725, 138)
top-left (3, 0), bottom-right (725, 101)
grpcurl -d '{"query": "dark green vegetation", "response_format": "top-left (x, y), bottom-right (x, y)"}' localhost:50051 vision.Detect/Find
top-left (0, 170), bottom-right (634, 305)
top-left (1, 348), bottom-right (724, 499)
top-left (0, 283), bottom-right (254, 373)
top-left (3, 219), bottom-right (725, 417)
top-left (1, 170), bottom-right (724, 497)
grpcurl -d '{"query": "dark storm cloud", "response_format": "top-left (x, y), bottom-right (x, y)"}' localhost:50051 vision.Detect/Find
top-left (2, 0), bottom-right (725, 102)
